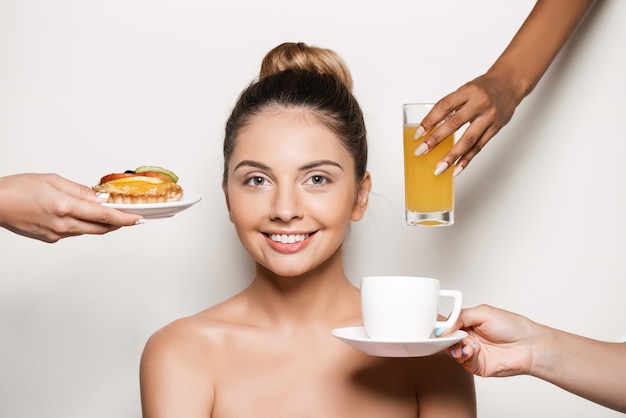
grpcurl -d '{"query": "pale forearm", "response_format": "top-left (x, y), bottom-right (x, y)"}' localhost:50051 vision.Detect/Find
top-left (487, 0), bottom-right (596, 102)
top-left (0, 175), bottom-right (23, 231)
top-left (532, 324), bottom-right (626, 413)
top-left (0, 178), bottom-right (8, 227)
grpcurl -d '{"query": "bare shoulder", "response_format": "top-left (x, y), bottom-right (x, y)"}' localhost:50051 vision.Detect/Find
top-left (142, 315), bottom-right (214, 361)
top-left (139, 297), bottom-right (246, 418)
top-left (142, 295), bottom-right (246, 367)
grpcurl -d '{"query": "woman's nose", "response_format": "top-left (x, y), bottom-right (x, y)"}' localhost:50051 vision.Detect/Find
top-left (269, 186), bottom-right (303, 222)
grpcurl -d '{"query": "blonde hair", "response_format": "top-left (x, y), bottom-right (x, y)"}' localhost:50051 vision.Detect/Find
top-left (259, 42), bottom-right (353, 92)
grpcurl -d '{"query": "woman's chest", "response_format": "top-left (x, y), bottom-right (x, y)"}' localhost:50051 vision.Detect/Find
top-left (210, 335), bottom-right (420, 417)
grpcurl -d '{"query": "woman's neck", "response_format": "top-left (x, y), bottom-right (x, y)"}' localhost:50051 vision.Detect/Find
top-left (244, 249), bottom-right (360, 329)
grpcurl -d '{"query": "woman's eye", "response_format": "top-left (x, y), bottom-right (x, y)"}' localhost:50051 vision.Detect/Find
top-left (308, 175), bottom-right (327, 186)
top-left (246, 176), bottom-right (267, 186)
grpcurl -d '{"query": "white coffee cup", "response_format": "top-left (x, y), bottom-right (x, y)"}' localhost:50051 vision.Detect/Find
top-left (360, 276), bottom-right (462, 341)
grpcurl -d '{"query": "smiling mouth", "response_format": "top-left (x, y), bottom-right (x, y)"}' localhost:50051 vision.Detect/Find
top-left (268, 233), bottom-right (311, 244)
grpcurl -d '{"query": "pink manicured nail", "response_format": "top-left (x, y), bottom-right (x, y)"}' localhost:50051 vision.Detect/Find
top-left (414, 142), bottom-right (429, 156)
top-left (413, 125), bottom-right (426, 139)
top-left (135, 219), bottom-right (146, 225)
top-left (434, 161), bottom-right (449, 176)
top-left (453, 165), bottom-right (464, 177)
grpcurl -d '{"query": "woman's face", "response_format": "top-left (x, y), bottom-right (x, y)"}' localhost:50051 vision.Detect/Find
top-left (223, 108), bottom-right (370, 278)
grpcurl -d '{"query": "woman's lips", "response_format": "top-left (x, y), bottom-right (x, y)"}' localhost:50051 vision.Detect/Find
top-left (269, 233), bottom-right (310, 244)
top-left (264, 232), bottom-right (314, 253)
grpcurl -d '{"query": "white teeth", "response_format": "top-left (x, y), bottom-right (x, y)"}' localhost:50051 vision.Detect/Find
top-left (269, 233), bottom-right (310, 244)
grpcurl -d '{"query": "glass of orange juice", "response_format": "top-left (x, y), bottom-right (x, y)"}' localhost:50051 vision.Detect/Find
top-left (403, 103), bottom-right (454, 226)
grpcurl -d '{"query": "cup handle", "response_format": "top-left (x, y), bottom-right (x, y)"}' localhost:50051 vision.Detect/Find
top-left (434, 289), bottom-right (463, 331)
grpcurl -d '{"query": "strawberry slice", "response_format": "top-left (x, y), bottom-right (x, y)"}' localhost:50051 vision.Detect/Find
top-left (99, 172), bottom-right (138, 184)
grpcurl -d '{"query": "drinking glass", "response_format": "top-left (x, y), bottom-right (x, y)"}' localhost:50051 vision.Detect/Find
top-left (403, 103), bottom-right (454, 226)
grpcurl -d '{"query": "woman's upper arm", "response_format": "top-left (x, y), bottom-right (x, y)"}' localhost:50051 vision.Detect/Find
top-left (140, 325), bottom-right (215, 418)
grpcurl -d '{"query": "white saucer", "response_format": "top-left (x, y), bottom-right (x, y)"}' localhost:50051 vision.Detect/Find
top-left (103, 191), bottom-right (201, 219)
top-left (331, 326), bottom-right (467, 357)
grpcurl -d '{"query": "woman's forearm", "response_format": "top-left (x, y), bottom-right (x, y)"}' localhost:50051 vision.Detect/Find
top-left (531, 324), bottom-right (626, 413)
top-left (488, 0), bottom-right (596, 102)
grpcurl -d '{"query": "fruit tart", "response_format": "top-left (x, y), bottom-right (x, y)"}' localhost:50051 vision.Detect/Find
top-left (93, 165), bottom-right (183, 204)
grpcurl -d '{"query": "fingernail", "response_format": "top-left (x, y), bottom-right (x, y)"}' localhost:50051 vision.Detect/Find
top-left (135, 219), bottom-right (145, 225)
top-left (434, 161), bottom-right (449, 176)
top-left (461, 345), bottom-right (468, 356)
top-left (96, 192), bottom-right (110, 201)
top-left (434, 328), bottom-right (444, 337)
top-left (450, 348), bottom-right (456, 358)
top-left (413, 125), bottom-right (426, 139)
top-left (453, 165), bottom-right (464, 177)
top-left (414, 142), bottom-right (429, 156)
top-left (471, 342), bottom-right (476, 349)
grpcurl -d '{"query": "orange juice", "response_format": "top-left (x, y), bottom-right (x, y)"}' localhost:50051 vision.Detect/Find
top-left (403, 124), bottom-right (454, 216)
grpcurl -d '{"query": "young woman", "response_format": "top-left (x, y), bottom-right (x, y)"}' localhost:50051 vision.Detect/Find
top-left (139, 42), bottom-right (476, 417)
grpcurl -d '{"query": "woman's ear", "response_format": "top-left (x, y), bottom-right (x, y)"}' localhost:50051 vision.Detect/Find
top-left (351, 171), bottom-right (371, 221)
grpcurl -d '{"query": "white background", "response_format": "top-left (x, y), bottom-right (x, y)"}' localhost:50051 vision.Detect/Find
top-left (1, 0), bottom-right (624, 417)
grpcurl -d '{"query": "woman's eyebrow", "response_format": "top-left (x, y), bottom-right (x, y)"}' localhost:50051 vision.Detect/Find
top-left (233, 160), bottom-right (270, 171)
top-left (234, 159), bottom-right (344, 172)
top-left (300, 160), bottom-right (344, 171)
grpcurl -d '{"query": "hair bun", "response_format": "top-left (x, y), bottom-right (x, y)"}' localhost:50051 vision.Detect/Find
top-left (259, 42), bottom-right (353, 92)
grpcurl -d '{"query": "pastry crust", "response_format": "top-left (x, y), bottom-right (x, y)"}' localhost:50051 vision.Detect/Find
top-left (93, 181), bottom-right (183, 204)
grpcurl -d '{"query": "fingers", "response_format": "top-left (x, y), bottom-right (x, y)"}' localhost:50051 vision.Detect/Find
top-left (416, 108), bottom-right (465, 153)
top-left (46, 174), bottom-right (144, 227)
top-left (414, 97), bottom-right (468, 157)
top-left (48, 173), bottom-right (103, 203)
top-left (414, 107), bottom-right (484, 176)
top-left (47, 191), bottom-right (144, 234)
top-left (448, 338), bottom-right (477, 360)
top-left (415, 78), bottom-right (507, 176)
top-left (73, 200), bottom-right (144, 227)
top-left (447, 336), bottom-right (482, 376)
top-left (455, 304), bottom-right (496, 329)
top-left (49, 220), bottom-right (124, 241)
top-left (420, 89), bottom-right (470, 133)
top-left (438, 305), bottom-right (495, 339)
top-left (42, 206), bottom-right (142, 241)
top-left (3, 173), bottom-right (144, 242)
top-left (436, 316), bottom-right (464, 337)
top-left (16, 214), bottom-right (126, 243)
top-left (418, 110), bottom-right (491, 172)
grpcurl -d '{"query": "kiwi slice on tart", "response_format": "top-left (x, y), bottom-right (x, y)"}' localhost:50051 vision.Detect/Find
top-left (135, 165), bottom-right (179, 183)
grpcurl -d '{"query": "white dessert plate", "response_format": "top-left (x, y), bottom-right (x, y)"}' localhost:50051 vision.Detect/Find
top-left (103, 191), bottom-right (201, 219)
top-left (331, 326), bottom-right (467, 357)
